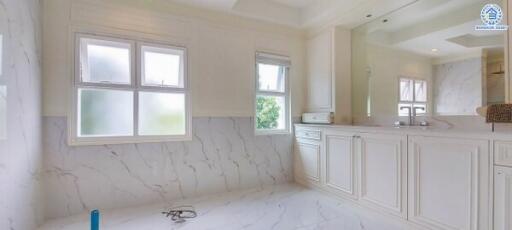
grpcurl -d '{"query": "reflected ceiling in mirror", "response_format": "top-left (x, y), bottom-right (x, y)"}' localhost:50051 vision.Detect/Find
top-left (352, 0), bottom-right (506, 121)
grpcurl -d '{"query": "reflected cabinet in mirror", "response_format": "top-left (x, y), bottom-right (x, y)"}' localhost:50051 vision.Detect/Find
top-left (352, 0), bottom-right (507, 123)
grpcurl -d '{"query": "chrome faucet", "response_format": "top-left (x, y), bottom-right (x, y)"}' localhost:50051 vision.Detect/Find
top-left (400, 106), bottom-right (412, 126)
top-left (412, 106), bottom-right (425, 125)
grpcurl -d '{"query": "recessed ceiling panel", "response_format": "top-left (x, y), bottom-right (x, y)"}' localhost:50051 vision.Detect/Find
top-left (270, 0), bottom-right (315, 8)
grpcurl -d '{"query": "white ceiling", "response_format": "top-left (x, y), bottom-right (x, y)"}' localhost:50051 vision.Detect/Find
top-left (167, 0), bottom-right (419, 29)
top-left (361, 0), bottom-right (505, 58)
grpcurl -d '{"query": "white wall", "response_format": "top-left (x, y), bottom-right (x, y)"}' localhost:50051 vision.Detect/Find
top-left (0, 0), bottom-right (43, 229)
top-left (41, 0), bottom-right (306, 221)
top-left (42, 0), bottom-right (306, 118)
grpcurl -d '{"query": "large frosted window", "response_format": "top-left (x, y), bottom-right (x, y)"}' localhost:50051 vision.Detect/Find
top-left (255, 53), bottom-right (290, 134)
top-left (398, 77), bottom-right (427, 116)
top-left (73, 34), bottom-right (190, 144)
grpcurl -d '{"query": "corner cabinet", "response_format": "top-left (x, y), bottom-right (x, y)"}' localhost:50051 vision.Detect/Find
top-left (306, 27), bottom-right (352, 124)
top-left (306, 28), bottom-right (334, 112)
top-left (294, 128), bottom-right (322, 186)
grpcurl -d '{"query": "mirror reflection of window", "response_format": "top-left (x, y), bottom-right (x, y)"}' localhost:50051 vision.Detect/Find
top-left (398, 77), bottom-right (428, 116)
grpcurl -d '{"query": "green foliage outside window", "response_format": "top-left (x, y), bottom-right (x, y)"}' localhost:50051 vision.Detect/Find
top-left (256, 96), bottom-right (280, 129)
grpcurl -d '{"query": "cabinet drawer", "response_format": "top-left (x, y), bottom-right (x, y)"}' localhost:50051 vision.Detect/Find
top-left (295, 129), bottom-right (321, 140)
top-left (495, 141), bottom-right (512, 167)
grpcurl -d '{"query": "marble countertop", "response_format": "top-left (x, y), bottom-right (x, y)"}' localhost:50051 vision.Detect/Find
top-left (295, 123), bottom-right (512, 140)
top-left (38, 183), bottom-right (420, 230)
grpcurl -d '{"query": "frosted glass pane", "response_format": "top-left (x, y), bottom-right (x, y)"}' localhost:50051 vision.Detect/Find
top-left (400, 79), bottom-right (413, 101)
top-left (256, 95), bottom-right (286, 130)
top-left (81, 38), bottom-right (131, 84)
top-left (79, 88), bottom-right (133, 137)
top-left (415, 80), bottom-right (427, 102)
top-left (258, 63), bottom-right (285, 92)
top-left (139, 92), bottom-right (186, 136)
top-left (142, 46), bottom-right (183, 88)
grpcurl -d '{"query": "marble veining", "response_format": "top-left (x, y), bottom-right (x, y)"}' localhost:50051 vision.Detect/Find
top-left (433, 58), bottom-right (482, 116)
top-left (0, 0), bottom-right (43, 230)
top-left (38, 183), bottom-right (418, 230)
top-left (43, 116), bottom-right (293, 220)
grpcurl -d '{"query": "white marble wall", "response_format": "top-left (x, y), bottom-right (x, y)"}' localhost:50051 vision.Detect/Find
top-left (433, 58), bottom-right (483, 115)
top-left (0, 0), bottom-right (44, 230)
top-left (42, 116), bottom-right (293, 220)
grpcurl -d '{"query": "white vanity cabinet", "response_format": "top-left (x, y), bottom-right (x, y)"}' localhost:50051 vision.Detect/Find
top-left (294, 128), bottom-right (322, 186)
top-left (294, 124), bottom-right (495, 230)
top-left (494, 166), bottom-right (512, 230)
top-left (408, 136), bottom-right (490, 230)
top-left (298, 128), bottom-right (408, 217)
top-left (358, 133), bottom-right (407, 218)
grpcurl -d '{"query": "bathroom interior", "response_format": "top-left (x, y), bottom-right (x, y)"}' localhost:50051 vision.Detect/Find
top-left (2, 0), bottom-right (512, 229)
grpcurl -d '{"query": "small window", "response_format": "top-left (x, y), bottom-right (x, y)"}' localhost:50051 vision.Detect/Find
top-left (72, 34), bottom-right (190, 145)
top-left (255, 52), bottom-right (290, 134)
top-left (398, 77), bottom-right (427, 116)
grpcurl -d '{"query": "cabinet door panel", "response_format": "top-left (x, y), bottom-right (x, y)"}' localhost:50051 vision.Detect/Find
top-left (359, 133), bottom-right (406, 218)
top-left (306, 30), bottom-right (333, 112)
top-left (408, 136), bottom-right (489, 230)
top-left (494, 166), bottom-right (512, 230)
top-left (295, 140), bottom-right (320, 183)
top-left (325, 133), bottom-right (357, 198)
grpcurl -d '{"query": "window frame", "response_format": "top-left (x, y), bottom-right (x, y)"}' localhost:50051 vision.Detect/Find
top-left (254, 52), bottom-right (291, 135)
top-left (397, 77), bottom-right (428, 117)
top-left (70, 33), bottom-right (191, 146)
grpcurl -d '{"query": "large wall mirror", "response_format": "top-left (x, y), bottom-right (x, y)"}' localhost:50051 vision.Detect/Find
top-left (352, 0), bottom-right (507, 122)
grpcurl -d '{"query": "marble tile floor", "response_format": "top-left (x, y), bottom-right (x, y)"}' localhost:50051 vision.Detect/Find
top-left (38, 183), bottom-right (420, 230)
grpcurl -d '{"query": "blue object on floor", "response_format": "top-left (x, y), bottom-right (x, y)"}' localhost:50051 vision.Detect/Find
top-left (91, 210), bottom-right (99, 230)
